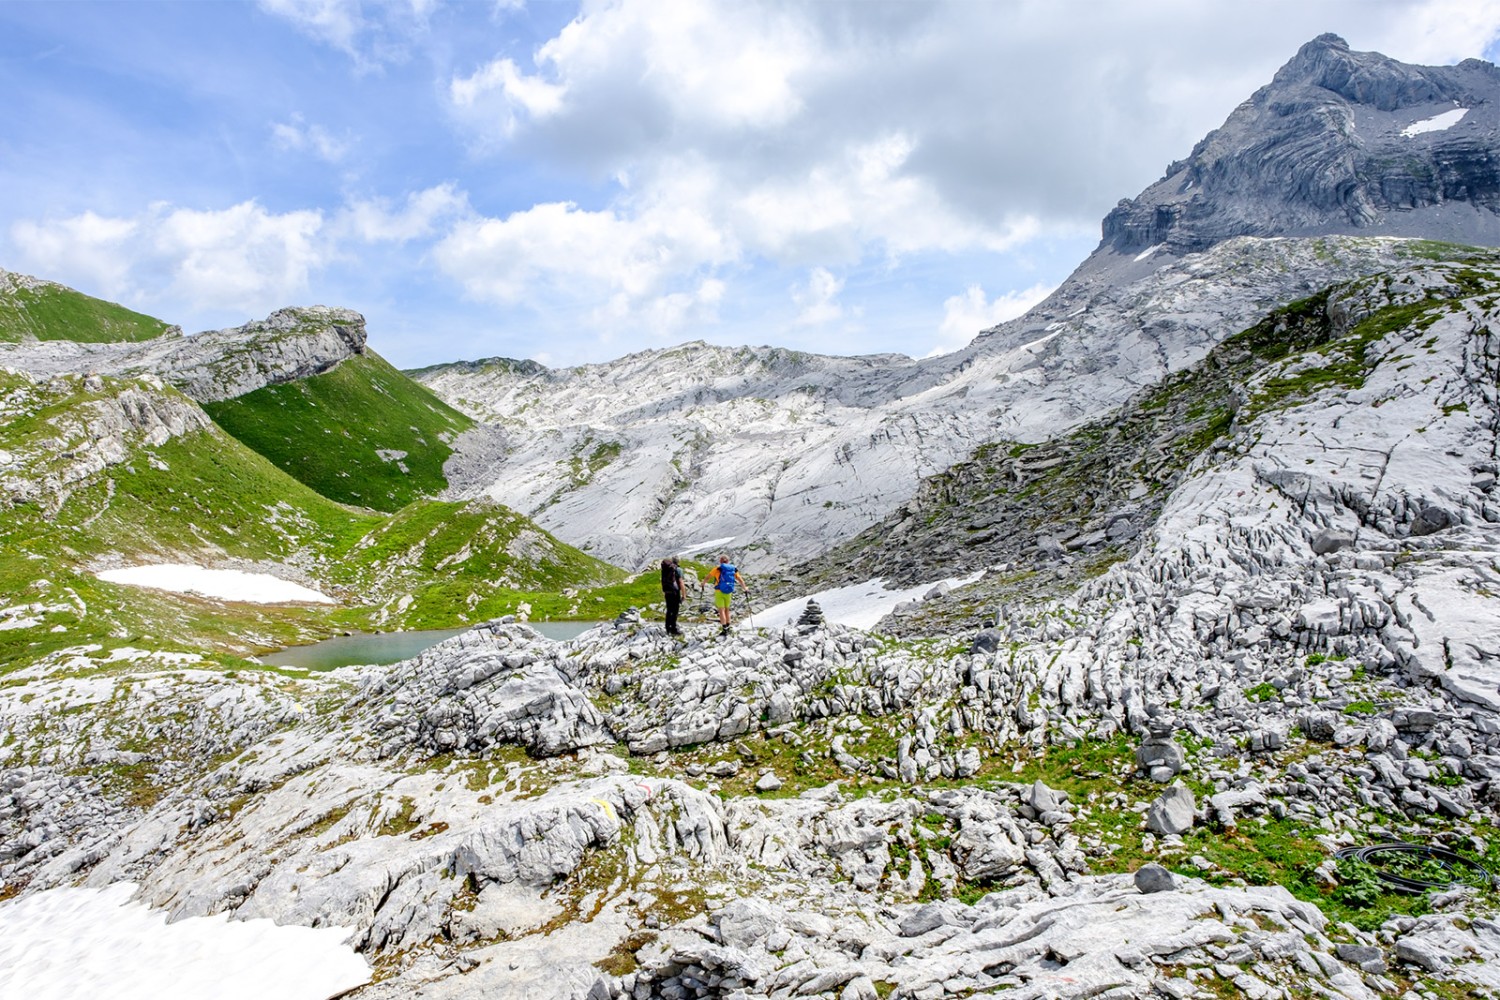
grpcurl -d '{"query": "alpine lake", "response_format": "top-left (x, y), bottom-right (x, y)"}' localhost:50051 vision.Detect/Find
top-left (260, 621), bottom-right (606, 671)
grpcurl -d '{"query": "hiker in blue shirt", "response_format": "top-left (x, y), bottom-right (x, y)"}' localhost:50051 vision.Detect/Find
top-left (707, 555), bottom-right (748, 635)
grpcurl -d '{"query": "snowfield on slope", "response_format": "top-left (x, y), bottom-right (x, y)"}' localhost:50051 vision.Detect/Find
top-left (96, 564), bottom-right (334, 604)
top-left (0, 883), bottom-right (369, 1000)
top-left (746, 571), bottom-right (984, 630)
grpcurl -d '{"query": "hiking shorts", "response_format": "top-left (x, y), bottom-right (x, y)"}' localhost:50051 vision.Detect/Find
top-left (714, 590), bottom-right (733, 610)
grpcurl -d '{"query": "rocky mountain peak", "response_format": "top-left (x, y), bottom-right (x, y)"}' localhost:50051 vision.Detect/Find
top-left (1093, 35), bottom-right (1500, 271)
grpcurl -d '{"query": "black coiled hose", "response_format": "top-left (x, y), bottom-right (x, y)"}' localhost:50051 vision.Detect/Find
top-left (1334, 843), bottom-right (1495, 895)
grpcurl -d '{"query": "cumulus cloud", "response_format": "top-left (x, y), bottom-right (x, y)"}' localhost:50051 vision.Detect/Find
top-left (432, 190), bottom-right (733, 324)
top-left (10, 212), bottom-right (141, 302)
top-left (11, 201), bottom-right (327, 317)
top-left (450, 58), bottom-right (567, 140)
top-left (930, 282), bottom-right (1055, 357)
top-left (1366, 0), bottom-right (1500, 65)
top-left (591, 277), bottom-right (727, 339)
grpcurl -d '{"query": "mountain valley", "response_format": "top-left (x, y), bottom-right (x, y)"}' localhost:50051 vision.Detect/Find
top-left (3, 33), bottom-right (1500, 1000)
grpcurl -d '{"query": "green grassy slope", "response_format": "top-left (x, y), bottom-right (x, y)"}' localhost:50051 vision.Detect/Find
top-left (343, 497), bottom-right (627, 629)
top-left (0, 279), bottom-right (173, 343)
top-left (202, 351), bottom-right (473, 511)
top-left (0, 375), bottom-right (370, 666)
top-left (0, 372), bottom-right (623, 671)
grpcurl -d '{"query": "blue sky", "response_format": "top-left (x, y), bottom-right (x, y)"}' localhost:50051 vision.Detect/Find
top-left (2, 0), bottom-right (1498, 369)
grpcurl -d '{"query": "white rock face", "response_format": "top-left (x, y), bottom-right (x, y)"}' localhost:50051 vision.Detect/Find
top-left (0, 305), bottom-right (366, 404)
top-left (423, 237), bottom-right (1423, 568)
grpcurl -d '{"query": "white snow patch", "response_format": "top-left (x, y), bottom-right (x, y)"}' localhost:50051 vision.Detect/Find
top-left (97, 564), bottom-right (334, 604)
top-left (1133, 244), bottom-right (1163, 262)
top-left (1402, 108), bottom-right (1467, 136)
top-left (0, 883), bottom-right (370, 1000)
top-left (747, 571), bottom-right (985, 631)
top-left (681, 535), bottom-right (738, 555)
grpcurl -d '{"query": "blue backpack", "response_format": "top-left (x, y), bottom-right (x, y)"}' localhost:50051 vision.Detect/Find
top-left (715, 564), bottom-right (737, 593)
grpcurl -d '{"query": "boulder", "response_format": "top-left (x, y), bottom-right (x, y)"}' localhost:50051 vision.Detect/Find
top-left (1147, 783), bottom-right (1197, 836)
top-left (1134, 863), bottom-right (1177, 893)
top-left (1410, 505), bottom-right (1455, 536)
top-left (1311, 530), bottom-right (1354, 555)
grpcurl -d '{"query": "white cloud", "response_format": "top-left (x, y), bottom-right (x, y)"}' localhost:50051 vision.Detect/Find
top-left (930, 282), bottom-right (1054, 356)
top-left (535, 0), bottom-right (813, 129)
top-left (432, 192), bottom-right (733, 320)
top-left (593, 278), bottom-right (727, 337)
top-left (792, 267), bottom-right (844, 327)
top-left (10, 212), bottom-right (141, 302)
top-left (271, 114), bottom-right (352, 163)
top-left (151, 202), bottom-right (325, 310)
top-left (1362, 0), bottom-right (1500, 65)
top-left (337, 185), bottom-right (469, 242)
top-left (258, 0), bottom-right (364, 57)
top-left (11, 202), bottom-right (327, 317)
top-left (258, 0), bottom-right (435, 69)
top-left (450, 58), bottom-right (567, 139)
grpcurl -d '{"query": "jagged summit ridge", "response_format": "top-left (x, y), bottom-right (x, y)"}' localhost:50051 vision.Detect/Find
top-left (1098, 34), bottom-right (1500, 264)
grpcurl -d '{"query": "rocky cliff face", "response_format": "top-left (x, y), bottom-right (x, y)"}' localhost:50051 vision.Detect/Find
top-left (0, 304), bottom-right (366, 404)
top-left (1096, 35), bottom-right (1500, 267)
top-left (424, 236), bottom-right (1422, 569)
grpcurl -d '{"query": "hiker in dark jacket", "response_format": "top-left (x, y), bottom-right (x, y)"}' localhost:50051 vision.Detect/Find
top-left (708, 555), bottom-right (747, 634)
top-left (660, 556), bottom-right (684, 636)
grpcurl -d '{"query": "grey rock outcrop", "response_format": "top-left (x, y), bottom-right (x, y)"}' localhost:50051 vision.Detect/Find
top-left (0, 304), bottom-right (366, 404)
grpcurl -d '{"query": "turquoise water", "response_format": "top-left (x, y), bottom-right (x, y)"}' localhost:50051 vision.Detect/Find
top-left (260, 620), bottom-right (605, 671)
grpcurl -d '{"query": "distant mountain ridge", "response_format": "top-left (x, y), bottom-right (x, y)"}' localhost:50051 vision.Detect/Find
top-left (0, 298), bottom-right (475, 510)
top-left (421, 237), bottom-right (1428, 568)
top-left (0, 299), bottom-right (367, 403)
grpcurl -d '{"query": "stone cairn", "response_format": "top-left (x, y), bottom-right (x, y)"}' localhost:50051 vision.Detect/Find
top-left (1135, 721), bottom-right (1186, 783)
top-left (797, 600), bottom-right (825, 630)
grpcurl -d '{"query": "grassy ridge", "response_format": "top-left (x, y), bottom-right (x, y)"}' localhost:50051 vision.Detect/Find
top-left (0, 280), bottom-right (172, 344)
top-left (0, 372), bottom-right (627, 671)
top-left (203, 351), bottom-right (473, 512)
top-left (342, 497), bottom-right (626, 629)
